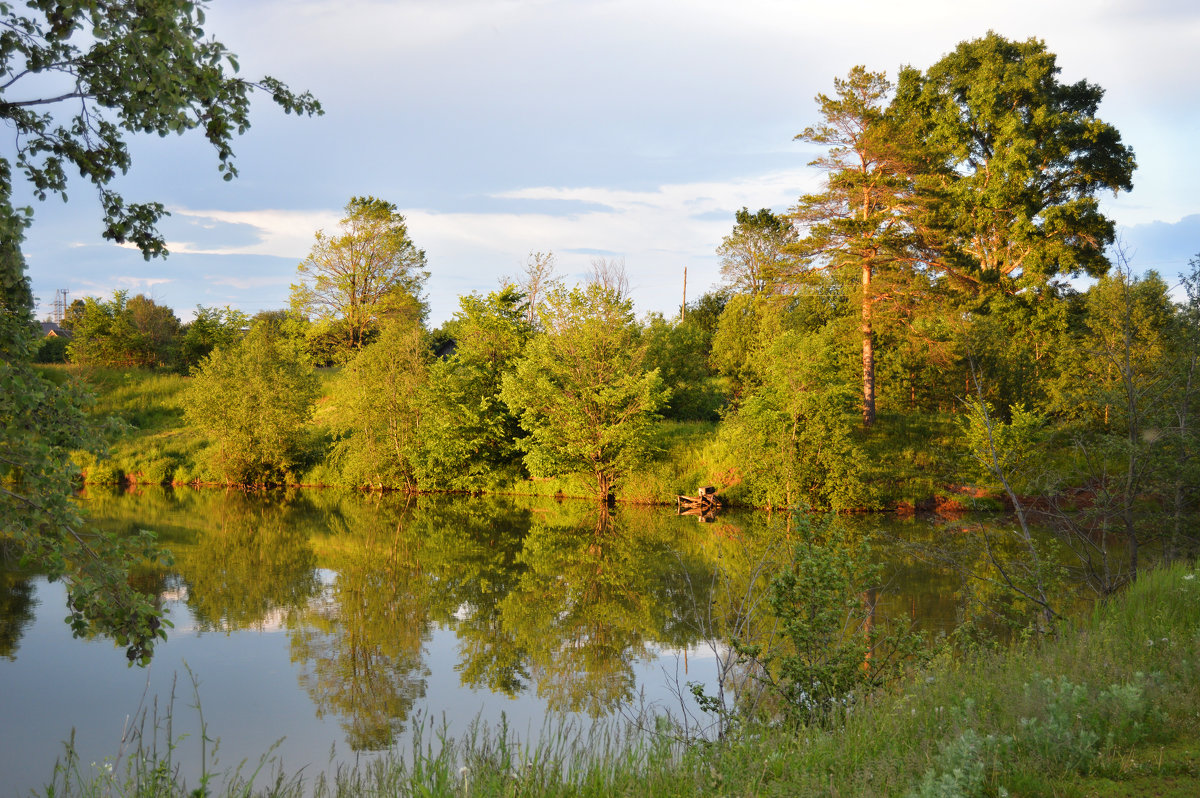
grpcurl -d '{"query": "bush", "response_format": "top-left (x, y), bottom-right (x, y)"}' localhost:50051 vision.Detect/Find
top-left (184, 323), bottom-right (319, 485)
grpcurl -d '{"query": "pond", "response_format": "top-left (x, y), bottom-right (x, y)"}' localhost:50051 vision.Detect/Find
top-left (0, 487), bottom-right (1000, 795)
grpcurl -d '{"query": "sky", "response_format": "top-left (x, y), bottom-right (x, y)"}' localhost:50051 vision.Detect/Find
top-left (14, 0), bottom-right (1200, 326)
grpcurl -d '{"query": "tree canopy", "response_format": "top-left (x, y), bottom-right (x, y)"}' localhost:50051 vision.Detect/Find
top-left (791, 66), bottom-right (919, 426)
top-left (717, 207), bottom-right (797, 296)
top-left (291, 196), bottom-right (429, 360)
top-left (501, 284), bottom-right (667, 499)
top-left (0, 0), bottom-right (321, 255)
top-left (184, 322), bottom-right (319, 485)
top-left (896, 32), bottom-right (1136, 291)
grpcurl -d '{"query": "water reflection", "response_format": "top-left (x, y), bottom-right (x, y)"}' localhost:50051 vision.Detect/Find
top-left (174, 493), bottom-right (321, 632)
top-left (0, 569), bottom-right (37, 660)
top-left (7, 488), bottom-right (1014, 754)
top-left (288, 497), bottom-right (431, 750)
top-left (505, 506), bottom-right (687, 715)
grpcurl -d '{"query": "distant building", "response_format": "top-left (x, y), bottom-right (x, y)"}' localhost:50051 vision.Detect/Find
top-left (40, 321), bottom-right (71, 338)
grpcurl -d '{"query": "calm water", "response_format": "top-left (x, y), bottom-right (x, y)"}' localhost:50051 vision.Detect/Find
top-left (0, 487), bottom-right (983, 795)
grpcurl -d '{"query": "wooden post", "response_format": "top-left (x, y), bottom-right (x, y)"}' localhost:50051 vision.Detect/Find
top-left (681, 266), bottom-right (687, 321)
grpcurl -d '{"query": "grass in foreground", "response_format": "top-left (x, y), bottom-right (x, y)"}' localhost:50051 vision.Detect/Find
top-left (39, 561), bottom-right (1200, 797)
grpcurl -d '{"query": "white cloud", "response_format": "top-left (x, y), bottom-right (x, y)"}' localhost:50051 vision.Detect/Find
top-left (165, 208), bottom-right (341, 259)
top-left (151, 168), bottom-right (817, 323)
top-left (115, 277), bottom-right (172, 291)
top-left (406, 169), bottom-right (818, 319)
top-left (24, 0), bottom-right (1200, 324)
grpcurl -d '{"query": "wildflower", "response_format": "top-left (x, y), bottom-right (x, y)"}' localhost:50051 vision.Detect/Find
top-left (1184, 573), bottom-right (1196, 582)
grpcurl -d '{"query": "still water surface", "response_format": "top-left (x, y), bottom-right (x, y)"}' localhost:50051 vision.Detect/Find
top-left (0, 487), bottom-right (980, 795)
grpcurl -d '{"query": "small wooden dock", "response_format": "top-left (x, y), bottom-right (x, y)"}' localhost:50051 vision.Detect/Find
top-left (677, 486), bottom-right (720, 522)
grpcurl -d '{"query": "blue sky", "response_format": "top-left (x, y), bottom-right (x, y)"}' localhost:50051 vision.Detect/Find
top-left (16, 0), bottom-right (1200, 325)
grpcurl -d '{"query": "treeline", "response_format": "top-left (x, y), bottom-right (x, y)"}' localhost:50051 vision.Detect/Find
top-left (51, 35), bottom-right (1200, 550)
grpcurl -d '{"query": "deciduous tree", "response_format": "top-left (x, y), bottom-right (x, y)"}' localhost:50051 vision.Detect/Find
top-left (68, 291), bottom-right (181, 368)
top-left (180, 305), bottom-right (249, 370)
top-left (421, 286), bottom-right (531, 487)
top-left (500, 284), bottom-right (667, 500)
top-left (291, 197), bottom-right (428, 359)
top-left (717, 207), bottom-right (797, 296)
top-left (326, 317), bottom-right (430, 491)
top-left (184, 323), bottom-right (319, 485)
top-left (895, 32), bottom-right (1136, 292)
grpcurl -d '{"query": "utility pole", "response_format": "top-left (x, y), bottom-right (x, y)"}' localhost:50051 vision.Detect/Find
top-left (681, 266), bottom-right (687, 321)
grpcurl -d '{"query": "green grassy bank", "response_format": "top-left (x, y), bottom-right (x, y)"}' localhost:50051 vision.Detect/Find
top-left (41, 561), bottom-right (1200, 797)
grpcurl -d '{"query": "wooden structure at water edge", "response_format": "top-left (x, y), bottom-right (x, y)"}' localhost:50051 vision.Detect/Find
top-left (677, 486), bottom-right (720, 522)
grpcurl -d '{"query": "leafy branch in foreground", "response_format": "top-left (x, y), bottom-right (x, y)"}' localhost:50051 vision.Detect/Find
top-left (1, 242), bottom-right (170, 662)
top-left (0, 0), bottom-right (319, 660)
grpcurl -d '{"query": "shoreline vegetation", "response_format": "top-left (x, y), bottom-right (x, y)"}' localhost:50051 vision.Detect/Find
top-left (51, 364), bottom-right (998, 514)
top-left (40, 560), bottom-right (1200, 797)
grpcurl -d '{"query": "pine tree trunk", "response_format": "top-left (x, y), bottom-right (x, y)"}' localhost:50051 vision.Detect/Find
top-left (862, 261), bottom-right (876, 427)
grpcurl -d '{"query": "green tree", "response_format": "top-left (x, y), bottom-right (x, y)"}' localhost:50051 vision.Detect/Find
top-left (642, 312), bottom-right (727, 421)
top-left (1165, 255), bottom-right (1200, 559)
top-left (717, 207), bottom-right (797, 296)
top-left (721, 328), bottom-right (870, 510)
top-left (0, 1), bottom-right (320, 256)
top-left (184, 323), bottom-right (319, 484)
top-left (745, 518), bottom-right (925, 727)
top-left (709, 282), bottom-right (845, 402)
top-left (500, 284), bottom-right (668, 499)
top-left (960, 289), bottom-right (1073, 415)
top-left (179, 305), bottom-right (249, 371)
top-left (67, 291), bottom-right (181, 368)
top-left (895, 32), bottom-right (1136, 292)
top-left (0, 0), bottom-right (318, 660)
top-left (291, 196), bottom-right (428, 360)
top-left (34, 330), bottom-right (69, 363)
top-left (791, 66), bottom-right (920, 426)
top-left (59, 299), bottom-right (86, 332)
top-left (421, 285), bottom-right (531, 488)
top-left (1045, 268), bottom-right (1180, 588)
top-left (326, 317), bottom-right (429, 491)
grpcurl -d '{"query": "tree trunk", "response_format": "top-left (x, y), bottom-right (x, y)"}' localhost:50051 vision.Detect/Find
top-left (862, 261), bottom-right (876, 427)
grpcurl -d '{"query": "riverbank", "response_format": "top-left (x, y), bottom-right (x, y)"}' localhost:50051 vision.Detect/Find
top-left (39, 560), bottom-right (1200, 797)
top-left (52, 365), bottom-right (983, 512)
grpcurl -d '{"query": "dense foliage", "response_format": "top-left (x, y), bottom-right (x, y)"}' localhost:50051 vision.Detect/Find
top-left (184, 323), bottom-right (319, 484)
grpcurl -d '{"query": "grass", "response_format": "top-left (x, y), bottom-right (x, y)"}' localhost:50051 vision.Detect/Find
top-left (36, 365), bottom-right (211, 486)
top-left (37, 561), bottom-right (1200, 797)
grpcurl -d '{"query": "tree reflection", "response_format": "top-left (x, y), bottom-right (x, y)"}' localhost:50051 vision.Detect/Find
top-left (171, 492), bottom-right (321, 631)
top-left (0, 568), bottom-right (36, 659)
top-left (415, 498), bottom-right (533, 696)
top-left (288, 497), bottom-right (430, 750)
top-left (499, 505), bottom-right (707, 715)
